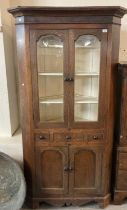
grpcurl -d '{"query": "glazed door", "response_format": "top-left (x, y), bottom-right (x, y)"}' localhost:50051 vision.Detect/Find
top-left (68, 29), bottom-right (108, 128)
top-left (30, 28), bottom-right (108, 129)
top-left (35, 146), bottom-right (68, 196)
top-left (30, 30), bottom-right (69, 128)
top-left (69, 146), bottom-right (103, 195)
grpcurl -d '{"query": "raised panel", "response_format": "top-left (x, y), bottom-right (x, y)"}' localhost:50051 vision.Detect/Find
top-left (119, 152), bottom-right (127, 170)
top-left (74, 150), bottom-right (95, 188)
top-left (69, 146), bottom-right (103, 195)
top-left (36, 146), bottom-right (68, 195)
top-left (117, 170), bottom-right (127, 190)
top-left (41, 150), bottom-right (63, 188)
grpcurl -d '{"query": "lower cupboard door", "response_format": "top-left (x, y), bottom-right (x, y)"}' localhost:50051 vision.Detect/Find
top-left (35, 146), bottom-right (68, 196)
top-left (69, 146), bottom-right (103, 195)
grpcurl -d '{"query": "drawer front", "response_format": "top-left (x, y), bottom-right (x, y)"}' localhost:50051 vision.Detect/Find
top-left (119, 152), bottom-right (127, 170)
top-left (53, 133), bottom-right (71, 142)
top-left (54, 133), bottom-right (86, 142)
top-left (117, 170), bottom-right (127, 190)
top-left (72, 133), bottom-right (86, 141)
top-left (53, 132), bottom-right (104, 142)
top-left (87, 133), bottom-right (104, 141)
top-left (35, 133), bottom-right (50, 142)
top-left (120, 135), bottom-right (127, 144)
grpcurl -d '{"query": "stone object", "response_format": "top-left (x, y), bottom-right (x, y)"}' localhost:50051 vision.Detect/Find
top-left (0, 152), bottom-right (26, 210)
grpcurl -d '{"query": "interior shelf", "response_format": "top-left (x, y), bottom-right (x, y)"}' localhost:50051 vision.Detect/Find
top-left (75, 45), bottom-right (100, 49)
top-left (41, 117), bottom-right (63, 122)
top-left (39, 95), bottom-right (63, 104)
top-left (37, 45), bottom-right (99, 49)
top-left (75, 95), bottom-right (98, 104)
top-left (75, 116), bottom-right (95, 121)
top-left (38, 72), bottom-right (99, 76)
top-left (38, 72), bottom-right (63, 76)
top-left (75, 72), bottom-right (99, 76)
top-left (39, 95), bottom-right (98, 104)
top-left (38, 45), bottom-right (63, 48)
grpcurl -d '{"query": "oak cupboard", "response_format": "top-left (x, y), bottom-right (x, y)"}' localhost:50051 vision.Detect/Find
top-left (114, 63), bottom-right (127, 204)
top-left (8, 6), bottom-right (127, 209)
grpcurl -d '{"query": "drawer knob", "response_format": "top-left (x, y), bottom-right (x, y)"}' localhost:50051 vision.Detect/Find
top-left (64, 166), bottom-right (69, 171)
top-left (69, 166), bottom-right (73, 171)
top-left (64, 166), bottom-right (73, 172)
top-left (93, 135), bottom-right (99, 140)
top-left (66, 136), bottom-right (71, 140)
top-left (39, 135), bottom-right (46, 140)
top-left (120, 135), bottom-right (123, 139)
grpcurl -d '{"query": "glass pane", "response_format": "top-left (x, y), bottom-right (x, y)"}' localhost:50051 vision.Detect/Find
top-left (74, 35), bottom-right (100, 121)
top-left (37, 35), bottom-right (64, 122)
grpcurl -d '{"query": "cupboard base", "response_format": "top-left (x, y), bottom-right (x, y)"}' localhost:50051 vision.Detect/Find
top-left (25, 196), bottom-right (40, 209)
top-left (114, 190), bottom-right (127, 204)
top-left (26, 194), bottom-right (111, 209)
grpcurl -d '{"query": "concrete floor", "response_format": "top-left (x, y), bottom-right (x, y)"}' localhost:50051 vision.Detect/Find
top-left (22, 202), bottom-right (127, 210)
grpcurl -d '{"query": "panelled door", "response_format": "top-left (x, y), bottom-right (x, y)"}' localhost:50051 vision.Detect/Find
top-left (69, 146), bottom-right (103, 195)
top-left (35, 145), bottom-right (103, 196)
top-left (30, 28), bottom-right (108, 129)
top-left (36, 146), bottom-right (68, 196)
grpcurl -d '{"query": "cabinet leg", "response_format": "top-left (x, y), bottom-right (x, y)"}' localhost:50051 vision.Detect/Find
top-left (114, 191), bottom-right (127, 205)
top-left (98, 194), bottom-right (111, 208)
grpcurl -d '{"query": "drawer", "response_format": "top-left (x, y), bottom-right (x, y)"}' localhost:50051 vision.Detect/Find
top-left (72, 133), bottom-right (85, 141)
top-left (35, 133), bottom-right (50, 141)
top-left (119, 152), bottom-right (127, 170)
top-left (53, 133), bottom-right (84, 142)
top-left (53, 133), bottom-right (70, 141)
top-left (53, 132), bottom-right (103, 142)
top-left (87, 133), bottom-right (104, 141)
top-left (117, 170), bottom-right (127, 190)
